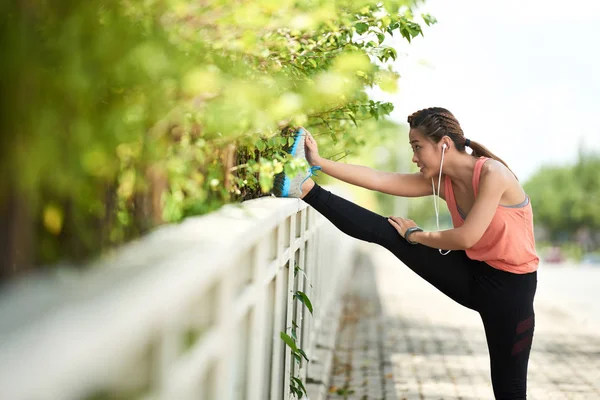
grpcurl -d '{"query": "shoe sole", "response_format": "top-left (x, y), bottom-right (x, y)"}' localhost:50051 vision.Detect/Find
top-left (275, 128), bottom-right (306, 198)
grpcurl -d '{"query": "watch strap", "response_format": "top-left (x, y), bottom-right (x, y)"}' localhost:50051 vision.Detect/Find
top-left (404, 226), bottom-right (423, 245)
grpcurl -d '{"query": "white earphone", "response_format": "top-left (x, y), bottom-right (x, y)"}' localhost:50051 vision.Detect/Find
top-left (432, 141), bottom-right (451, 255)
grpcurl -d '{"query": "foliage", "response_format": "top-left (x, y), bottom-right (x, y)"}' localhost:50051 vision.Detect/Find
top-left (524, 150), bottom-right (600, 241)
top-left (1, 0), bottom-right (436, 268)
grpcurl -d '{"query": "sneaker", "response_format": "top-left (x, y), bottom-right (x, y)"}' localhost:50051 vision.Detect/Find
top-left (273, 128), bottom-right (322, 198)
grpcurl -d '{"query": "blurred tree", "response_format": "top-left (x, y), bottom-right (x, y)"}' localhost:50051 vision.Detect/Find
top-left (0, 0), bottom-right (436, 278)
top-left (524, 150), bottom-right (600, 242)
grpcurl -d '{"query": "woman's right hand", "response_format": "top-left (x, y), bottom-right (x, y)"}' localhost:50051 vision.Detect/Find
top-left (300, 127), bottom-right (321, 166)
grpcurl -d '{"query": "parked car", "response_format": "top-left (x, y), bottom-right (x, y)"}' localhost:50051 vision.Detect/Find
top-left (543, 246), bottom-right (564, 264)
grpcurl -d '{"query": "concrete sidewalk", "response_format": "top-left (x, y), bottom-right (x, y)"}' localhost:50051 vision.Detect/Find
top-left (325, 244), bottom-right (600, 400)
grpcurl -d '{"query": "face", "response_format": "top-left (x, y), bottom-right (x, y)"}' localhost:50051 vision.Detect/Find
top-left (409, 129), bottom-right (444, 178)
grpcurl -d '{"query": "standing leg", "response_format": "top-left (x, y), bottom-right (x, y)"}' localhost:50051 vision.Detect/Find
top-left (475, 268), bottom-right (537, 399)
top-left (303, 183), bottom-right (478, 310)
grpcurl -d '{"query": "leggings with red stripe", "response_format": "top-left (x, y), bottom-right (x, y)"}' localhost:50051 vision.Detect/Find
top-left (303, 184), bottom-right (537, 400)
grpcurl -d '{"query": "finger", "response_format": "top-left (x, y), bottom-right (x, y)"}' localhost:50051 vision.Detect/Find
top-left (388, 220), bottom-right (402, 234)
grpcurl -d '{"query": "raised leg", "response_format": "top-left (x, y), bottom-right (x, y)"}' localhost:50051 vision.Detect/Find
top-left (303, 183), bottom-right (478, 310)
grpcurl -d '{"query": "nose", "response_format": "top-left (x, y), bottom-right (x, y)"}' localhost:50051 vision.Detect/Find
top-left (412, 153), bottom-right (418, 164)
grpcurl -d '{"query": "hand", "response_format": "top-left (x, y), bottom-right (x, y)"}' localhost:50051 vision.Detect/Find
top-left (387, 216), bottom-right (418, 239)
top-left (299, 127), bottom-right (321, 166)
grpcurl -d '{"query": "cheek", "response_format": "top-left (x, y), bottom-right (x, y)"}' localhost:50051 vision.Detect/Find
top-left (420, 150), bottom-right (434, 165)
top-left (423, 152), bottom-right (442, 171)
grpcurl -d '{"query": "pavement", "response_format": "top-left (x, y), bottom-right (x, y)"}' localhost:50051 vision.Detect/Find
top-left (324, 244), bottom-right (600, 400)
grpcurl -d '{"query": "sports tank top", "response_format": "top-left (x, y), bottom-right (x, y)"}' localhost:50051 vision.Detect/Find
top-left (444, 157), bottom-right (539, 274)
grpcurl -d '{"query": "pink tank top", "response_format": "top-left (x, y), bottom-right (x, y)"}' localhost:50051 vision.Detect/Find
top-left (444, 157), bottom-right (539, 274)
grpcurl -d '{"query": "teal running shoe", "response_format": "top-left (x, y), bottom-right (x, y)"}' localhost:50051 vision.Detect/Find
top-left (273, 128), bottom-right (322, 198)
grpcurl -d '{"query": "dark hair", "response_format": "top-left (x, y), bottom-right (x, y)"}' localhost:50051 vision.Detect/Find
top-left (407, 107), bottom-right (516, 178)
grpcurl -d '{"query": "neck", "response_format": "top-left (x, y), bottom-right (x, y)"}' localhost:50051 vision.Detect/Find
top-left (442, 153), bottom-right (478, 188)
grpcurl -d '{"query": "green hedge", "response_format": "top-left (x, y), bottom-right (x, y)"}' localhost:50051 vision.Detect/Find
top-left (0, 0), bottom-right (435, 274)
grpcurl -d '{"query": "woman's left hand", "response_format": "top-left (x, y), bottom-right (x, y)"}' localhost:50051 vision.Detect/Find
top-left (387, 216), bottom-right (418, 239)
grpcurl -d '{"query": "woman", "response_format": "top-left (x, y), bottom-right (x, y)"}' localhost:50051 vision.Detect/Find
top-left (276, 107), bottom-right (538, 399)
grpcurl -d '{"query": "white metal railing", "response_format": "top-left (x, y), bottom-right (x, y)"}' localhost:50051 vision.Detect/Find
top-left (0, 188), bottom-right (358, 400)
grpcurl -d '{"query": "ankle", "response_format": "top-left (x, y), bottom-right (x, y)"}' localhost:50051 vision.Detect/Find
top-left (300, 179), bottom-right (315, 199)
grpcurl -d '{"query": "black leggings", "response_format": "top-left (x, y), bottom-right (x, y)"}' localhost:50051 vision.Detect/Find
top-left (303, 184), bottom-right (537, 400)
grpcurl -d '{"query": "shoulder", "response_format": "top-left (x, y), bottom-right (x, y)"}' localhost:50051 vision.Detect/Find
top-left (480, 158), bottom-right (513, 186)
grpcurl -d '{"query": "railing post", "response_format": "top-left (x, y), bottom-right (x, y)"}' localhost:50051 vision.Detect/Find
top-left (247, 238), bottom-right (268, 400)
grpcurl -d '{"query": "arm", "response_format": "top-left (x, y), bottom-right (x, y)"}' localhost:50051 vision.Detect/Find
top-left (405, 162), bottom-right (509, 249)
top-left (303, 127), bottom-right (432, 197)
top-left (317, 156), bottom-right (433, 197)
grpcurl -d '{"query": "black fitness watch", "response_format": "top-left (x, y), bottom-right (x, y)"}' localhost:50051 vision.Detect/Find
top-left (404, 226), bottom-right (424, 245)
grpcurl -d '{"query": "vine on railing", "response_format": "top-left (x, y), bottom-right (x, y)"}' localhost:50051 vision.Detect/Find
top-left (279, 262), bottom-right (315, 398)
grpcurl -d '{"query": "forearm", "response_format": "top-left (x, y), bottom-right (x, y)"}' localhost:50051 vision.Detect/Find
top-left (316, 156), bottom-right (380, 190)
top-left (409, 228), bottom-right (470, 250)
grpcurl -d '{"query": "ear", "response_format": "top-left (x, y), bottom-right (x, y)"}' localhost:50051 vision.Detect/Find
top-left (441, 136), bottom-right (452, 151)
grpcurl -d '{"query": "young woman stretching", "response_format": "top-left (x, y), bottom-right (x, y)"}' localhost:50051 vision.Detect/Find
top-left (275, 107), bottom-right (538, 399)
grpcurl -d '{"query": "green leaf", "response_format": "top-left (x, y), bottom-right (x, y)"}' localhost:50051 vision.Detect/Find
top-left (387, 47), bottom-right (397, 61)
top-left (297, 348), bottom-right (310, 362)
top-left (381, 102), bottom-right (394, 114)
top-left (293, 352), bottom-right (302, 364)
top-left (401, 28), bottom-right (411, 43)
top-left (256, 139), bottom-right (266, 152)
top-left (422, 13), bottom-right (438, 26)
top-left (381, 15), bottom-right (391, 28)
top-left (377, 33), bottom-right (385, 44)
top-left (280, 331), bottom-right (297, 352)
top-left (369, 106), bottom-right (378, 120)
top-left (290, 385), bottom-right (301, 398)
top-left (292, 377), bottom-right (308, 395)
top-left (348, 113), bottom-right (358, 127)
top-left (294, 291), bottom-right (314, 314)
top-left (355, 23), bottom-right (369, 34)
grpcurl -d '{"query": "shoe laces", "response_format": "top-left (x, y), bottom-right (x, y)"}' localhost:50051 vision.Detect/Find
top-left (295, 165), bottom-right (322, 196)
